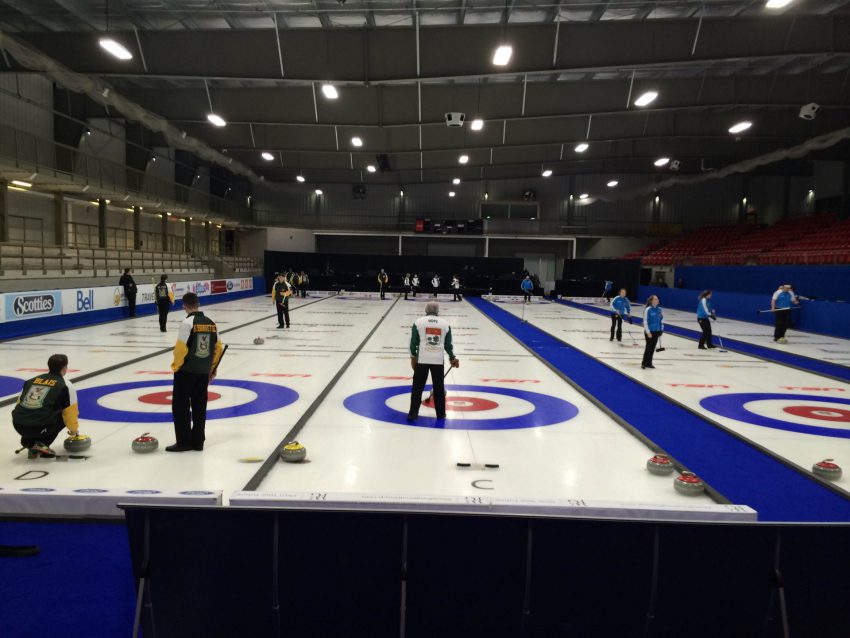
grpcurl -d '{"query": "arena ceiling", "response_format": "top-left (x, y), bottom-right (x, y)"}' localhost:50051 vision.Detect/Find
top-left (1, 0), bottom-right (849, 187)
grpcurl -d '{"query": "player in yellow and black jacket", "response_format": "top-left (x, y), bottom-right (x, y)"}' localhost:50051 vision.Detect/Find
top-left (166, 292), bottom-right (224, 452)
top-left (272, 272), bottom-right (292, 328)
top-left (154, 274), bottom-right (175, 332)
top-left (12, 354), bottom-right (80, 458)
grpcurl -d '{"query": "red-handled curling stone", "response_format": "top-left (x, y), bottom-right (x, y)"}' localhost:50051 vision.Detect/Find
top-left (132, 432), bottom-right (159, 453)
top-left (812, 459), bottom-right (842, 481)
top-left (674, 471), bottom-right (705, 496)
top-left (646, 453), bottom-right (675, 476)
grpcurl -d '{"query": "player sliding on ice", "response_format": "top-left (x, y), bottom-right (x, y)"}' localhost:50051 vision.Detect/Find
top-left (12, 354), bottom-right (80, 459)
top-left (407, 302), bottom-right (460, 422)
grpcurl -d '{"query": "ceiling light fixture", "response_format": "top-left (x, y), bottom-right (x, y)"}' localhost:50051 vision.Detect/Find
top-left (207, 113), bottom-right (226, 127)
top-left (654, 157), bottom-right (671, 167)
top-left (542, 169), bottom-right (553, 177)
top-left (607, 180), bottom-right (619, 188)
top-left (575, 143), bottom-right (589, 153)
top-left (11, 180), bottom-right (32, 188)
top-left (470, 118), bottom-right (484, 131)
top-left (449, 191), bottom-right (456, 198)
top-left (261, 152), bottom-right (274, 161)
top-left (766, 0), bottom-right (794, 8)
top-left (315, 189), bottom-right (323, 196)
top-left (296, 175), bottom-right (306, 183)
top-left (634, 91), bottom-right (659, 107)
top-left (729, 121), bottom-right (753, 134)
top-left (458, 154), bottom-right (469, 164)
top-left (492, 45), bottom-right (513, 66)
top-left (351, 136), bottom-right (363, 147)
top-left (452, 178), bottom-right (461, 185)
top-left (99, 38), bottom-right (133, 60)
top-left (366, 165), bottom-right (377, 173)
top-left (579, 193), bottom-right (589, 200)
top-left (321, 84), bottom-right (339, 99)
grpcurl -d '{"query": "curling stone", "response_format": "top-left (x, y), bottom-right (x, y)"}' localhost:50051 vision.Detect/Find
top-left (132, 432), bottom-right (159, 453)
top-left (813, 459), bottom-right (842, 481)
top-left (646, 453), bottom-right (675, 476)
top-left (674, 471), bottom-right (705, 496)
top-left (64, 434), bottom-right (92, 453)
top-left (253, 337), bottom-right (265, 345)
top-left (280, 441), bottom-right (306, 463)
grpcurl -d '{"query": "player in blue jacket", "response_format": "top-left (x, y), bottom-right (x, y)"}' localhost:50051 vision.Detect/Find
top-left (609, 289), bottom-right (632, 342)
top-left (771, 284), bottom-right (799, 343)
top-left (642, 295), bottom-right (664, 369)
top-left (696, 289), bottom-right (717, 349)
top-left (521, 275), bottom-right (534, 303)
top-left (602, 280), bottom-right (614, 302)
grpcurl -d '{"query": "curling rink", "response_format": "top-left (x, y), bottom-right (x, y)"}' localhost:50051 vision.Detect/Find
top-left (492, 297), bottom-right (850, 496)
top-left (0, 291), bottom-right (770, 520)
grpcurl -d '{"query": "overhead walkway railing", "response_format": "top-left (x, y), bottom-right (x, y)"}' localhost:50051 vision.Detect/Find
top-left (0, 124), bottom-right (251, 224)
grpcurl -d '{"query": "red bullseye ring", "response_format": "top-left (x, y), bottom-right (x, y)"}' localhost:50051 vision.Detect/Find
top-left (783, 405), bottom-right (850, 422)
top-left (420, 395), bottom-right (500, 412)
top-left (138, 391), bottom-right (222, 405)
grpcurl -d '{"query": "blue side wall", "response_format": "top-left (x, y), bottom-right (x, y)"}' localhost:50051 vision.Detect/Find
top-left (639, 285), bottom-right (850, 339)
top-left (675, 265), bottom-right (850, 302)
top-left (0, 276), bottom-right (266, 341)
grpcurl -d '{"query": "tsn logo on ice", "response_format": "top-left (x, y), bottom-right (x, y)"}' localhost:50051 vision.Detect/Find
top-left (12, 294), bottom-right (56, 317)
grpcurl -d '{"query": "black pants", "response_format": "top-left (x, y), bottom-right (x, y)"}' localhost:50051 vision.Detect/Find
top-left (172, 371), bottom-right (209, 448)
top-left (523, 291), bottom-right (532, 302)
top-left (157, 301), bottom-right (170, 332)
top-left (379, 283), bottom-right (386, 300)
top-left (453, 290), bottom-right (462, 301)
top-left (642, 331), bottom-right (662, 367)
top-left (774, 310), bottom-right (791, 340)
top-left (126, 292), bottom-right (137, 317)
top-left (409, 363), bottom-right (446, 419)
top-left (301, 285), bottom-right (308, 298)
top-left (603, 292), bottom-right (612, 301)
top-left (276, 298), bottom-right (290, 327)
top-left (412, 287), bottom-right (417, 298)
top-left (14, 415), bottom-right (65, 448)
top-left (404, 286), bottom-right (410, 300)
top-left (432, 288), bottom-right (439, 298)
top-left (610, 314), bottom-right (623, 341)
top-left (698, 318), bottom-right (713, 348)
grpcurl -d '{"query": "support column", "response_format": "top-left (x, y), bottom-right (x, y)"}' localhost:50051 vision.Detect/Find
top-left (53, 194), bottom-right (66, 246)
top-left (651, 192), bottom-right (661, 224)
top-left (566, 175), bottom-right (575, 227)
top-left (204, 221), bottom-right (211, 255)
top-left (161, 212), bottom-right (168, 252)
top-left (484, 236), bottom-right (489, 258)
top-left (738, 175), bottom-right (750, 223)
top-left (0, 180), bottom-right (8, 243)
top-left (97, 198), bottom-right (107, 248)
top-left (398, 235), bottom-right (402, 256)
top-left (133, 206), bottom-right (141, 249)
top-left (184, 218), bottom-right (191, 253)
top-left (218, 227), bottom-right (225, 256)
top-left (782, 176), bottom-right (791, 220)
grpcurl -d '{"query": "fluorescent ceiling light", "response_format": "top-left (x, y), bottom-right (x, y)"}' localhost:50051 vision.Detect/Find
top-left (579, 193), bottom-right (589, 200)
top-left (207, 113), bottom-right (226, 127)
top-left (314, 189), bottom-right (323, 196)
top-left (99, 38), bottom-right (133, 60)
top-left (11, 180), bottom-right (31, 188)
top-left (634, 91), bottom-right (659, 107)
top-left (492, 45), bottom-right (513, 66)
top-left (296, 175), bottom-right (306, 183)
top-left (400, 190), bottom-right (404, 197)
top-left (728, 121), bottom-right (753, 134)
top-left (452, 178), bottom-right (461, 185)
top-left (654, 157), bottom-right (671, 167)
top-left (366, 165), bottom-right (377, 173)
top-left (458, 154), bottom-right (469, 164)
top-left (542, 169), bottom-right (553, 177)
top-left (261, 152), bottom-right (274, 161)
top-left (449, 191), bottom-right (456, 198)
top-left (321, 84), bottom-right (339, 99)
top-left (766, 0), bottom-right (794, 7)
top-left (351, 136), bottom-right (363, 147)
top-left (470, 118), bottom-right (484, 131)
top-left (575, 143), bottom-right (589, 153)
top-left (607, 180), bottom-right (619, 188)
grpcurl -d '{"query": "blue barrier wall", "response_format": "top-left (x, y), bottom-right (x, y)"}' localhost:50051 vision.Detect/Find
top-left (675, 265), bottom-right (850, 302)
top-left (0, 276), bottom-right (266, 341)
top-left (639, 285), bottom-right (850, 339)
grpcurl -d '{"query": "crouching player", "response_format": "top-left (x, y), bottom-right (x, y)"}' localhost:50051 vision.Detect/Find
top-left (12, 354), bottom-right (79, 459)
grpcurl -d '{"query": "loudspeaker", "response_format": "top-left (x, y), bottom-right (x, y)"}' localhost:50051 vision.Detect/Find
top-left (353, 184), bottom-right (366, 199)
top-left (445, 112), bottom-right (466, 128)
top-left (799, 103), bottom-right (820, 120)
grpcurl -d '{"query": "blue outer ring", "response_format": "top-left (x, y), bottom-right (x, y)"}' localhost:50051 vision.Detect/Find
top-left (0, 375), bottom-right (22, 398)
top-left (78, 379), bottom-right (298, 423)
top-left (344, 384), bottom-right (578, 430)
top-left (700, 393), bottom-right (850, 439)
